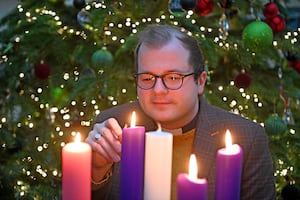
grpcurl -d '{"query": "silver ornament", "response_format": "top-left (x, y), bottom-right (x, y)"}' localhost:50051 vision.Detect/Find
top-left (218, 14), bottom-right (229, 40)
top-left (77, 10), bottom-right (92, 30)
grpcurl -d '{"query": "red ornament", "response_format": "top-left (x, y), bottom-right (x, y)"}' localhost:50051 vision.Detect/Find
top-left (34, 63), bottom-right (51, 79)
top-left (195, 0), bottom-right (214, 16)
top-left (234, 73), bottom-right (252, 89)
top-left (265, 15), bottom-right (285, 33)
top-left (263, 2), bottom-right (279, 19)
top-left (288, 60), bottom-right (300, 73)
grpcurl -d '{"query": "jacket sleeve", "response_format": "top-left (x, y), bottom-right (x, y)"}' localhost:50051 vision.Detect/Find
top-left (91, 102), bottom-right (156, 200)
top-left (92, 178), bottom-right (113, 200)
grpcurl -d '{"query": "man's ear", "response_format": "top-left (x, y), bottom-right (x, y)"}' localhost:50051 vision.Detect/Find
top-left (197, 71), bottom-right (207, 95)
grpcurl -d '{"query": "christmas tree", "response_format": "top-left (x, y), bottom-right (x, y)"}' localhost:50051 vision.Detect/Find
top-left (0, 0), bottom-right (299, 199)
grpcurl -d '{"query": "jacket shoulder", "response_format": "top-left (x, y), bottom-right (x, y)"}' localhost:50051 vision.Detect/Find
top-left (203, 103), bottom-right (261, 129)
top-left (95, 101), bottom-right (156, 130)
top-left (200, 101), bottom-right (266, 141)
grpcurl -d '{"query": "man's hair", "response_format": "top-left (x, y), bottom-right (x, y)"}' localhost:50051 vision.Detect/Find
top-left (134, 24), bottom-right (205, 76)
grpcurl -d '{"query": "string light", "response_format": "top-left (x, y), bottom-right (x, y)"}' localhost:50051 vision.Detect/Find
top-left (0, 2), bottom-right (298, 198)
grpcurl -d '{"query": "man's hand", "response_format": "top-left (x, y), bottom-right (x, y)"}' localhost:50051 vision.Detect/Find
top-left (85, 118), bottom-right (123, 182)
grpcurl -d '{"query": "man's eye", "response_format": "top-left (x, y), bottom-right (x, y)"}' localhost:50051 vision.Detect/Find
top-left (167, 74), bottom-right (181, 80)
top-left (142, 76), bottom-right (154, 81)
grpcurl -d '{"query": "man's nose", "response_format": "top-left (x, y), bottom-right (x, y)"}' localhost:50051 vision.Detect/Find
top-left (153, 77), bottom-right (168, 91)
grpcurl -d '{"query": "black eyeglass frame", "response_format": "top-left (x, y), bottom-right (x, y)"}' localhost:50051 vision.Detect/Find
top-left (134, 72), bottom-right (196, 90)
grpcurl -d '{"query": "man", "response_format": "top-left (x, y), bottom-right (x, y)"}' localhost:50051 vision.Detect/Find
top-left (86, 24), bottom-right (276, 200)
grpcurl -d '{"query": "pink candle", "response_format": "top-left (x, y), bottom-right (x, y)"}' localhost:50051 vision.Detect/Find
top-left (62, 133), bottom-right (91, 200)
top-left (177, 154), bottom-right (208, 200)
top-left (215, 130), bottom-right (243, 200)
top-left (120, 111), bottom-right (145, 200)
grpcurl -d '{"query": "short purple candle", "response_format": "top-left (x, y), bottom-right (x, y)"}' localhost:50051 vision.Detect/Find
top-left (177, 154), bottom-right (208, 200)
top-left (215, 130), bottom-right (243, 200)
top-left (120, 112), bottom-right (145, 200)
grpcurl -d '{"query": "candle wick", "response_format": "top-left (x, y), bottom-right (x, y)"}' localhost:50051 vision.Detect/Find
top-left (156, 122), bottom-right (162, 131)
top-left (75, 132), bottom-right (81, 143)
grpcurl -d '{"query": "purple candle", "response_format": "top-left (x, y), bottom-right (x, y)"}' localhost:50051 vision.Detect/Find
top-left (120, 111), bottom-right (145, 200)
top-left (177, 154), bottom-right (208, 200)
top-left (215, 130), bottom-right (243, 200)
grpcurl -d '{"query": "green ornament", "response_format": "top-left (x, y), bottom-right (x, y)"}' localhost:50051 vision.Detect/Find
top-left (264, 113), bottom-right (287, 135)
top-left (48, 0), bottom-right (64, 4)
top-left (242, 21), bottom-right (273, 52)
top-left (51, 87), bottom-right (67, 105)
top-left (91, 48), bottom-right (114, 68)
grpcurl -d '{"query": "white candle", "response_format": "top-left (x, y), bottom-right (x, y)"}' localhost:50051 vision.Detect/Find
top-left (144, 123), bottom-right (173, 200)
top-left (62, 133), bottom-right (91, 200)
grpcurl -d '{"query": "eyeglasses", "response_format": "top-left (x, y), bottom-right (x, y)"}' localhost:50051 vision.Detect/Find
top-left (134, 72), bottom-right (195, 90)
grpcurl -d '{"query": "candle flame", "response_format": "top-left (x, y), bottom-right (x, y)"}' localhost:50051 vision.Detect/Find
top-left (130, 111), bottom-right (136, 128)
top-left (75, 132), bottom-right (81, 143)
top-left (225, 130), bottom-right (232, 148)
top-left (188, 154), bottom-right (198, 180)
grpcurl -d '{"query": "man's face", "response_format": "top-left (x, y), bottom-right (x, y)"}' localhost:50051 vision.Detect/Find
top-left (136, 38), bottom-right (206, 129)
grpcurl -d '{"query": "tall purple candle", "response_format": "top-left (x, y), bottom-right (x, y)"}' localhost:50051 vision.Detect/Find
top-left (177, 154), bottom-right (208, 200)
top-left (215, 130), bottom-right (243, 200)
top-left (120, 111), bottom-right (145, 200)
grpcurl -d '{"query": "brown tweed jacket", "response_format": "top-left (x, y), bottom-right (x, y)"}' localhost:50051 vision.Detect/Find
top-left (92, 97), bottom-right (276, 200)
